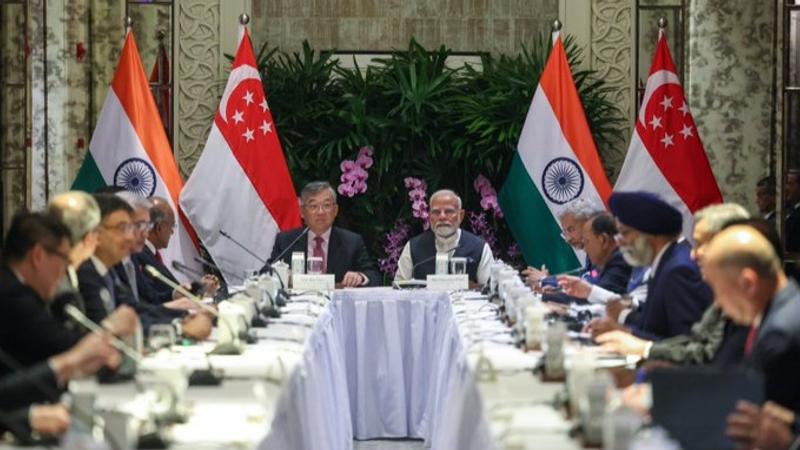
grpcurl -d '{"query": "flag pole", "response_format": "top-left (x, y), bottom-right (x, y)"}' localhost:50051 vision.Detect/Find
top-left (551, 19), bottom-right (561, 45)
top-left (238, 13), bottom-right (250, 42)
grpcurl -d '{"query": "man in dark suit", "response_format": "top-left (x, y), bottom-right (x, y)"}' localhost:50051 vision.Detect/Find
top-left (78, 194), bottom-right (212, 339)
top-left (555, 211), bottom-right (632, 302)
top-left (0, 212), bottom-right (86, 372)
top-left (706, 226), bottom-right (800, 449)
top-left (785, 170), bottom-right (800, 252)
top-left (756, 176), bottom-right (777, 226)
top-left (134, 196), bottom-right (179, 303)
top-left (270, 181), bottom-right (379, 287)
top-left (584, 191), bottom-right (712, 341)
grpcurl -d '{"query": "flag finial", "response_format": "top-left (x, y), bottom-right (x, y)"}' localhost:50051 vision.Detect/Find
top-left (657, 16), bottom-right (668, 30)
top-left (552, 19), bottom-right (562, 32)
top-left (124, 15), bottom-right (133, 30)
top-left (239, 13), bottom-right (250, 26)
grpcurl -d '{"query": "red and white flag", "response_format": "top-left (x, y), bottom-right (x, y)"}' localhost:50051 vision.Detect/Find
top-left (180, 28), bottom-right (301, 282)
top-left (615, 31), bottom-right (722, 238)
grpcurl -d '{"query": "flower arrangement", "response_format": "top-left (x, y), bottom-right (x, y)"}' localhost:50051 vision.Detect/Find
top-left (473, 174), bottom-right (503, 218)
top-left (337, 146), bottom-right (373, 198)
top-left (404, 177), bottom-right (429, 228)
top-left (378, 219), bottom-right (412, 274)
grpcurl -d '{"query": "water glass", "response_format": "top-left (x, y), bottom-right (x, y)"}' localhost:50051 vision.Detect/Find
top-left (306, 256), bottom-right (323, 274)
top-left (449, 257), bottom-right (467, 274)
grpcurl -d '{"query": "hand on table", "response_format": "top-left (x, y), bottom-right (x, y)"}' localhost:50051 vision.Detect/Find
top-left (341, 271), bottom-right (366, 288)
top-left (595, 330), bottom-right (651, 357)
top-left (103, 305), bottom-right (139, 337)
top-left (522, 265), bottom-right (549, 288)
top-left (557, 275), bottom-right (591, 299)
top-left (584, 317), bottom-right (626, 339)
top-left (29, 404), bottom-right (70, 436)
top-left (51, 332), bottom-right (120, 381)
top-left (181, 313), bottom-right (213, 340)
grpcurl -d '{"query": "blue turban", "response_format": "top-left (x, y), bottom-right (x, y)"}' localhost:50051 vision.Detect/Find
top-left (608, 191), bottom-right (682, 235)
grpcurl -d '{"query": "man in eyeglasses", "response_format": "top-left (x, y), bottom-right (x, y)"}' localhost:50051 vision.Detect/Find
top-left (394, 189), bottom-right (495, 286)
top-left (77, 194), bottom-right (212, 340)
top-left (270, 181), bottom-right (380, 287)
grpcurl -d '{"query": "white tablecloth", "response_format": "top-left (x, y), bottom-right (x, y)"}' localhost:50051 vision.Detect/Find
top-left (259, 288), bottom-right (493, 450)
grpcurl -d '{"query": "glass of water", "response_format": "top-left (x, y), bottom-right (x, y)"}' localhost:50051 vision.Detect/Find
top-left (306, 256), bottom-right (324, 274)
top-left (450, 257), bottom-right (467, 275)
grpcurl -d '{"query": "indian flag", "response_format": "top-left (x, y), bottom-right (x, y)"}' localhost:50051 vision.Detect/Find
top-left (498, 32), bottom-right (612, 273)
top-left (72, 30), bottom-right (199, 279)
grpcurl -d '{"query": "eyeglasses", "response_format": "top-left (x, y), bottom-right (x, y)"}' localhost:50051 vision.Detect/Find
top-left (102, 222), bottom-right (135, 234)
top-left (429, 208), bottom-right (458, 217)
top-left (134, 220), bottom-right (154, 232)
top-left (303, 203), bottom-right (335, 213)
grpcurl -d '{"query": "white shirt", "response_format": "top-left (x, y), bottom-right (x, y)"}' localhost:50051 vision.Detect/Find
top-left (394, 230), bottom-right (495, 285)
top-left (144, 239), bottom-right (157, 255)
top-left (307, 228), bottom-right (368, 285)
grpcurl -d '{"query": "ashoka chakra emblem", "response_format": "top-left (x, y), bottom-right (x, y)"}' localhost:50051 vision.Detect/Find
top-left (114, 158), bottom-right (157, 197)
top-left (541, 157), bottom-right (584, 205)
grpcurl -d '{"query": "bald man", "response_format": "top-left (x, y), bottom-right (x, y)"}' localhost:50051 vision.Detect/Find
top-left (703, 226), bottom-right (800, 419)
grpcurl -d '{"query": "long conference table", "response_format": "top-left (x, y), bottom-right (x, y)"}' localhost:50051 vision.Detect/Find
top-left (62, 287), bottom-right (634, 450)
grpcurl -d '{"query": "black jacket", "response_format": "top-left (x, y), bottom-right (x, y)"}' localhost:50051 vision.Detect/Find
top-left (270, 226), bottom-right (380, 286)
top-left (748, 279), bottom-right (800, 415)
top-left (132, 246), bottom-right (176, 304)
top-left (0, 268), bottom-right (81, 375)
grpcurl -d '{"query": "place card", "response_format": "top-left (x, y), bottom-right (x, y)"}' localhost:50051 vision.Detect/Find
top-left (292, 274), bottom-right (335, 291)
top-left (426, 274), bottom-right (468, 292)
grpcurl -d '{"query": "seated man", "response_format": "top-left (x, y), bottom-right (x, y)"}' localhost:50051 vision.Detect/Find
top-left (270, 181), bottom-right (380, 287)
top-left (78, 194), bottom-right (211, 340)
top-left (556, 211), bottom-right (632, 302)
top-left (703, 226), bottom-right (800, 446)
top-left (584, 191), bottom-right (711, 341)
top-left (522, 197), bottom-right (604, 288)
top-left (46, 191), bottom-right (102, 326)
top-left (0, 212), bottom-right (133, 376)
top-left (593, 203), bottom-right (751, 366)
top-left (394, 189), bottom-right (494, 286)
top-left (116, 191), bottom-right (216, 307)
top-left (133, 196), bottom-right (182, 304)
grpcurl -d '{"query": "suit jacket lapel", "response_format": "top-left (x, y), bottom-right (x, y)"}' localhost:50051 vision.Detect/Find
top-left (327, 228), bottom-right (343, 277)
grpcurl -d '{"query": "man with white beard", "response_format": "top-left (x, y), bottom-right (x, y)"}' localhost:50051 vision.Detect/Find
top-left (394, 189), bottom-right (494, 286)
top-left (584, 191), bottom-right (712, 341)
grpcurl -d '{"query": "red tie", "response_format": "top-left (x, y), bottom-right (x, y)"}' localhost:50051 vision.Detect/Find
top-left (313, 236), bottom-right (326, 272)
top-left (154, 250), bottom-right (164, 266)
top-left (744, 324), bottom-right (759, 356)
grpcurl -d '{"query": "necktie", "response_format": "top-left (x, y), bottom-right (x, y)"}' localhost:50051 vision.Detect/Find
top-left (102, 272), bottom-right (117, 310)
top-left (744, 324), bottom-right (759, 356)
top-left (154, 250), bottom-right (164, 266)
top-left (313, 236), bottom-right (327, 272)
top-left (124, 259), bottom-right (139, 303)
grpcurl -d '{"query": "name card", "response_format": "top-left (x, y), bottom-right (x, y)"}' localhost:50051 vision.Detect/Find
top-left (292, 274), bottom-right (335, 291)
top-left (426, 274), bottom-right (468, 292)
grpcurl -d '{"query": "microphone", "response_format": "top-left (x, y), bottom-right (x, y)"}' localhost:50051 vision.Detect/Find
top-left (220, 229), bottom-right (266, 264)
top-left (64, 304), bottom-right (142, 364)
top-left (144, 266), bottom-right (218, 317)
top-left (262, 226), bottom-right (309, 272)
top-left (171, 260), bottom-right (203, 278)
top-left (410, 246), bottom-right (459, 274)
top-left (170, 261), bottom-right (207, 296)
top-left (144, 266), bottom-right (245, 355)
top-left (194, 255), bottom-right (239, 287)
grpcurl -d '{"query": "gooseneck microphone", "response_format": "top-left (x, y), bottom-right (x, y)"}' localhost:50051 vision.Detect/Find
top-left (265, 226), bottom-right (309, 267)
top-left (64, 304), bottom-right (142, 364)
top-left (219, 229), bottom-right (266, 264)
top-left (171, 260), bottom-right (204, 278)
top-left (410, 246), bottom-right (459, 273)
top-left (144, 266), bottom-right (218, 317)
